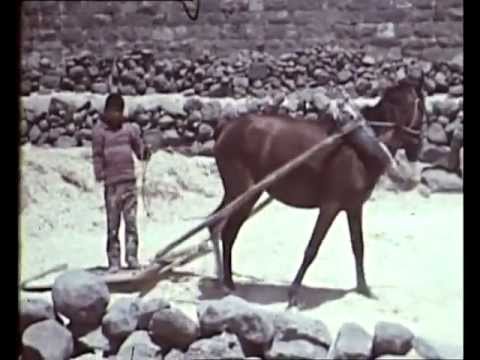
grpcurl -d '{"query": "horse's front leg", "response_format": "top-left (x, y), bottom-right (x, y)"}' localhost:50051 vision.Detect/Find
top-left (288, 204), bottom-right (340, 308)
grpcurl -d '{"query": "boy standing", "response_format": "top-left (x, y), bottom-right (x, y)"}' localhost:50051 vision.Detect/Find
top-left (92, 94), bottom-right (151, 272)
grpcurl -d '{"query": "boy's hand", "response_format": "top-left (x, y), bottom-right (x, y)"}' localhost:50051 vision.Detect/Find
top-left (143, 145), bottom-right (152, 161)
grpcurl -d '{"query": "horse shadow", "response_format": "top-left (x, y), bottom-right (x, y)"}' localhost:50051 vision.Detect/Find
top-left (197, 277), bottom-right (352, 310)
top-left (87, 265), bottom-right (351, 310)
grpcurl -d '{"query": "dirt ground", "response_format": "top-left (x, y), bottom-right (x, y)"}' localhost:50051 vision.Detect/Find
top-left (19, 145), bottom-right (463, 358)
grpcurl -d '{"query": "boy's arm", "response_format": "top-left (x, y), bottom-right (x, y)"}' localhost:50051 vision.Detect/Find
top-left (92, 125), bottom-right (105, 181)
top-left (129, 122), bottom-right (149, 160)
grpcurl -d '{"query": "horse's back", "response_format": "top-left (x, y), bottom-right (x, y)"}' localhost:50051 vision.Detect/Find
top-left (216, 114), bottom-right (333, 154)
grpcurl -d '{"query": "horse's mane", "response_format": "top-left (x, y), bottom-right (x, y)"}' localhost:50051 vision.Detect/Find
top-left (382, 76), bottom-right (425, 105)
top-left (381, 83), bottom-right (415, 106)
top-left (245, 111), bottom-right (333, 125)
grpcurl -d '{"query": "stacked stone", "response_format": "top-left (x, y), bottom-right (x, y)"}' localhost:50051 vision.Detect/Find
top-left (20, 276), bottom-right (452, 359)
top-left (21, 46), bottom-right (463, 100)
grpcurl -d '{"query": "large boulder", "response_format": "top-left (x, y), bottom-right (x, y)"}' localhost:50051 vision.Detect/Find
top-left (186, 110), bottom-right (202, 125)
top-left (143, 129), bottom-right (164, 153)
top-left (419, 144), bottom-right (451, 165)
top-left (117, 330), bottom-right (161, 360)
top-left (434, 72), bottom-right (449, 93)
top-left (164, 349), bottom-right (185, 360)
top-left (431, 98), bottom-right (460, 119)
top-left (77, 327), bottom-right (110, 353)
top-left (449, 53), bottom-right (463, 73)
top-left (185, 332), bottom-right (245, 359)
top-left (197, 295), bottom-right (275, 356)
top-left (149, 307), bottom-right (199, 351)
top-left (20, 297), bottom-right (56, 334)
top-left (52, 270), bottom-right (110, 330)
top-left (421, 168), bottom-right (463, 193)
top-left (412, 337), bottom-right (442, 359)
top-left (183, 97), bottom-right (203, 113)
top-left (449, 85), bottom-right (463, 97)
top-left (22, 319), bottom-right (74, 360)
top-left (272, 311), bottom-right (331, 349)
top-left (102, 298), bottom-right (140, 350)
top-left (198, 140), bottom-right (215, 157)
top-left (55, 135), bottom-right (78, 148)
top-left (328, 322), bottom-right (373, 359)
top-left (161, 129), bottom-right (183, 147)
top-left (337, 70), bottom-right (353, 84)
top-left (137, 298), bottom-right (171, 330)
top-left (91, 82), bottom-right (108, 94)
top-left (197, 123), bottom-right (215, 142)
top-left (69, 65), bottom-right (86, 80)
top-left (427, 123), bottom-right (448, 145)
top-left (386, 150), bottom-right (421, 191)
top-left (372, 321), bottom-right (414, 358)
top-left (28, 125), bottom-right (42, 143)
top-left (201, 100), bottom-right (222, 123)
top-left (248, 62), bottom-right (270, 81)
top-left (266, 338), bottom-right (329, 359)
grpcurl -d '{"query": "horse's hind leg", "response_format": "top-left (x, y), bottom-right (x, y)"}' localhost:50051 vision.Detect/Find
top-left (207, 198), bottom-right (226, 281)
top-left (221, 192), bottom-right (260, 291)
top-left (347, 205), bottom-right (376, 299)
top-left (215, 158), bottom-right (260, 291)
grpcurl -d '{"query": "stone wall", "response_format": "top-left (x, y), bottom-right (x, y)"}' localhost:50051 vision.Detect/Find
top-left (21, 0), bottom-right (463, 64)
top-left (20, 1), bottom-right (463, 192)
top-left (20, 43), bottom-right (463, 160)
top-left (22, 276), bottom-right (457, 359)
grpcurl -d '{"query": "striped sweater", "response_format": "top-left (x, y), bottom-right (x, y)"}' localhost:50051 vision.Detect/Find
top-left (92, 120), bottom-right (146, 186)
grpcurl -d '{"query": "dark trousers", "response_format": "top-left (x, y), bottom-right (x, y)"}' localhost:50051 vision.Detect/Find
top-left (344, 125), bottom-right (392, 174)
top-left (104, 180), bottom-right (139, 267)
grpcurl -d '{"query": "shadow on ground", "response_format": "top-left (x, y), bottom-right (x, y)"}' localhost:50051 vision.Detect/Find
top-left (87, 266), bottom-right (351, 310)
top-left (197, 277), bottom-right (351, 310)
top-left (20, 265), bottom-right (351, 312)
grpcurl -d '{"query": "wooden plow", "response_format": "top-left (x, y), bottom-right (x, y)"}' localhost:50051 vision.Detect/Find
top-left (20, 121), bottom-right (361, 292)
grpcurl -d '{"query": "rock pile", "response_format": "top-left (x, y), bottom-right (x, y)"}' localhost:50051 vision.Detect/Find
top-left (20, 47), bottom-right (464, 187)
top-left (21, 47), bottom-right (463, 100)
top-left (20, 271), bottom-right (452, 359)
top-left (20, 88), bottom-right (463, 194)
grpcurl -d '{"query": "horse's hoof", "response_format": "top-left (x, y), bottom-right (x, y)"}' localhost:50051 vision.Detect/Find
top-left (286, 301), bottom-right (300, 312)
top-left (222, 281), bottom-right (236, 294)
top-left (287, 286), bottom-right (300, 309)
top-left (287, 298), bottom-right (298, 309)
top-left (215, 271), bottom-right (224, 282)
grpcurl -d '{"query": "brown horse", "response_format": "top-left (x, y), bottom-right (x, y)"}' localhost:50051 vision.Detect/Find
top-left (209, 81), bottom-right (425, 307)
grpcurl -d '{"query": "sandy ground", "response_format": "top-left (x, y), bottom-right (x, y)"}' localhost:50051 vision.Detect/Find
top-left (19, 145), bottom-right (463, 358)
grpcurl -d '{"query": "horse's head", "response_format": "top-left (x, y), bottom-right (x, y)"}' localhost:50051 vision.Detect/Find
top-left (360, 76), bottom-right (426, 163)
